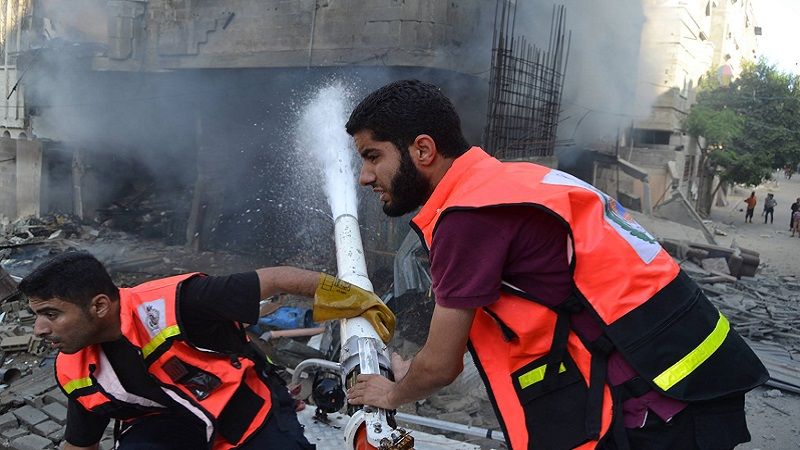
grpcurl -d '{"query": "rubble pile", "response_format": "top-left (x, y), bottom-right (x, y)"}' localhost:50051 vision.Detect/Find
top-left (0, 214), bottom-right (286, 284)
top-left (686, 262), bottom-right (800, 393)
top-left (95, 191), bottom-right (189, 245)
top-left (0, 214), bottom-right (794, 448)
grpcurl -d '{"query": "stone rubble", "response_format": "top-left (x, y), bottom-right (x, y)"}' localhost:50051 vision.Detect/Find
top-left (0, 214), bottom-right (795, 448)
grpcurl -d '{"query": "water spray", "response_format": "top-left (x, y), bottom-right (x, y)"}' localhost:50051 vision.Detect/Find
top-left (294, 84), bottom-right (412, 450)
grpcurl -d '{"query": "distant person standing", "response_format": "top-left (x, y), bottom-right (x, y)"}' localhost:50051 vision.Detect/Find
top-left (763, 193), bottom-right (777, 224)
top-left (792, 210), bottom-right (800, 237)
top-left (744, 191), bottom-right (757, 223)
top-left (791, 197), bottom-right (800, 230)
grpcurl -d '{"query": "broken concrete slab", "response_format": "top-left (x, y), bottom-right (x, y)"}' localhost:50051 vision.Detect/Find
top-left (0, 412), bottom-right (18, 431)
top-left (1, 427), bottom-right (27, 440)
top-left (32, 419), bottom-right (60, 438)
top-left (10, 433), bottom-right (53, 450)
top-left (0, 334), bottom-right (32, 352)
top-left (42, 388), bottom-right (67, 407)
top-left (12, 404), bottom-right (48, 427)
top-left (40, 402), bottom-right (67, 425)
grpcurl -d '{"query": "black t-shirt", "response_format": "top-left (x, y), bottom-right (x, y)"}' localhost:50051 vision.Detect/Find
top-left (65, 272), bottom-right (261, 446)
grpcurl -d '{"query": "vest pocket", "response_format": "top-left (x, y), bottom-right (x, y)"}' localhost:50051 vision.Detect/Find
top-left (161, 356), bottom-right (222, 401)
top-left (217, 381), bottom-right (265, 444)
top-left (511, 353), bottom-right (590, 450)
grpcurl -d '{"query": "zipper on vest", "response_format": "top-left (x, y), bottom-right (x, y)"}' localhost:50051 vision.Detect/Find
top-left (229, 355), bottom-right (242, 369)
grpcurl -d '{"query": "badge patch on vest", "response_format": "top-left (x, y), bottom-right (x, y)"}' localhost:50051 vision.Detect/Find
top-left (137, 299), bottom-right (167, 338)
top-left (542, 170), bottom-right (661, 264)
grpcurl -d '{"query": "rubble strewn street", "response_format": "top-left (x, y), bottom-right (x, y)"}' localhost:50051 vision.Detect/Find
top-left (0, 180), bottom-right (798, 449)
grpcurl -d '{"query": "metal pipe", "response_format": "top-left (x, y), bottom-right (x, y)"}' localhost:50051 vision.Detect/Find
top-left (260, 327), bottom-right (325, 342)
top-left (395, 413), bottom-right (504, 443)
top-left (291, 358), bottom-right (342, 386)
top-left (0, 367), bottom-right (20, 384)
top-left (332, 213), bottom-right (394, 447)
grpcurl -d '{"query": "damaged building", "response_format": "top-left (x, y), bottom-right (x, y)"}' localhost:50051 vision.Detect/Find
top-left (0, 0), bottom-right (504, 272)
top-left (0, 0), bottom-right (764, 271)
top-left (586, 0), bottom-right (761, 221)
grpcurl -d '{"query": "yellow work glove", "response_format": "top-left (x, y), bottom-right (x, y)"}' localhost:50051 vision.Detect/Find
top-left (313, 273), bottom-right (396, 343)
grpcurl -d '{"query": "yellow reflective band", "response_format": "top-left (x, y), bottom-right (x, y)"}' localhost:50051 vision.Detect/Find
top-left (142, 324), bottom-right (181, 359)
top-left (518, 363), bottom-right (567, 390)
top-left (653, 312), bottom-right (730, 391)
top-left (63, 377), bottom-right (93, 394)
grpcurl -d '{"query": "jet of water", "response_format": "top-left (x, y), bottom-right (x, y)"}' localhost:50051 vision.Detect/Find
top-left (295, 83), bottom-right (359, 220)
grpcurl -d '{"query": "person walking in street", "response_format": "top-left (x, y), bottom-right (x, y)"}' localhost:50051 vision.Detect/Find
top-left (792, 210), bottom-right (800, 237)
top-left (744, 191), bottom-right (757, 223)
top-left (21, 251), bottom-right (395, 450)
top-left (344, 79), bottom-right (767, 450)
top-left (763, 193), bottom-right (777, 224)
top-left (791, 198), bottom-right (800, 231)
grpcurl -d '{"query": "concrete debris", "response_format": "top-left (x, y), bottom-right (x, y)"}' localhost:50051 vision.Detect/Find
top-left (0, 212), bottom-right (793, 449)
top-left (677, 257), bottom-right (800, 395)
top-left (660, 238), bottom-right (760, 278)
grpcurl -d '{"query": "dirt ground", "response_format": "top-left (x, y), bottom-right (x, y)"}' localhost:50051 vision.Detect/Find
top-left (709, 173), bottom-right (800, 450)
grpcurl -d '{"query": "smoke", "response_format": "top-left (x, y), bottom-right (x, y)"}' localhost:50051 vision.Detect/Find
top-left (38, 0), bottom-right (108, 42)
top-left (13, 0), bottom-right (661, 269)
top-left (513, 0), bottom-right (653, 147)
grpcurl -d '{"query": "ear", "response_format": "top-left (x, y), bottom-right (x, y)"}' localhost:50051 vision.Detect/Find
top-left (90, 294), bottom-right (114, 319)
top-left (410, 134), bottom-right (438, 167)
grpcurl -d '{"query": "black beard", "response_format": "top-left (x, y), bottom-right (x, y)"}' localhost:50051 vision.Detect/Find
top-left (383, 151), bottom-right (430, 217)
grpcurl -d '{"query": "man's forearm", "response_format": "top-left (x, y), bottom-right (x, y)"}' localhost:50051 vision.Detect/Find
top-left (388, 347), bottom-right (463, 406)
top-left (255, 266), bottom-right (320, 299)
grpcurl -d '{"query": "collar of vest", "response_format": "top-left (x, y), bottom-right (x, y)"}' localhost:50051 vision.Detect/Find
top-left (412, 146), bottom-right (495, 245)
top-left (118, 273), bottom-right (200, 351)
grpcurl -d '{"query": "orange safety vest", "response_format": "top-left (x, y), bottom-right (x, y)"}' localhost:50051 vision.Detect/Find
top-left (55, 273), bottom-right (274, 450)
top-left (411, 148), bottom-right (767, 450)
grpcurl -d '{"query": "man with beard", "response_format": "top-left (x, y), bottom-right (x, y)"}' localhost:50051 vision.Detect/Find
top-left (21, 251), bottom-right (394, 450)
top-left (344, 79), bottom-right (766, 450)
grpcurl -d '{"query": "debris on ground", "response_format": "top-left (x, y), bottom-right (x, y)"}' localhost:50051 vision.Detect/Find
top-left (0, 213), bottom-right (797, 449)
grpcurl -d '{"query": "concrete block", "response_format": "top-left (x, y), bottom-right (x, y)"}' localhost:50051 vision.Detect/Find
top-left (1, 427), bottom-right (26, 440)
top-left (17, 378), bottom-right (58, 399)
top-left (0, 412), bottom-right (18, 431)
top-left (0, 335), bottom-right (32, 352)
top-left (10, 434), bottom-right (53, 450)
top-left (12, 404), bottom-right (48, 427)
top-left (17, 310), bottom-right (35, 325)
top-left (48, 427), bottom-right (64, 442)
top-left (41, 402), bottom-right (67, 425)
top-left (42, 388), bottom-right (67, 406)
top-left (24, 394), bottom-right (45, 409)
top-left (32, 419), bottom-right (61, 438)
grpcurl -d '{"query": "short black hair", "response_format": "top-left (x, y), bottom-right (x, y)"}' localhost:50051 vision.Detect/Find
top-left (19, 251), bottom-right (119, 307)
top-left (345, 79), bottom-right (470, 158)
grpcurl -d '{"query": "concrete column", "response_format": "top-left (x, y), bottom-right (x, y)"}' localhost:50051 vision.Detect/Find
top-left (72, 148), bottom-right (85, 219)
top-left (0, 137), bottom-right (16, 219)
top-left (15, 139), bottom-right (42, 218)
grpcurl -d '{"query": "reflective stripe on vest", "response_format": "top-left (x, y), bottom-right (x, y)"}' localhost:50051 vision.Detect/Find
top-left (63, 376), bottom-right (92, 394)
top-left (518, 363), bottom-right (566, 390)
top-left (142, 324), bottom-right (181, 359)
top-left (654, 312), bottom-right (730, 391)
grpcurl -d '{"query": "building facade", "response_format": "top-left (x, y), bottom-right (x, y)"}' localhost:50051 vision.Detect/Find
top-left (0, 0), bottom-right (499, 266)
top-left (609, 0), bottom-right (761, 216)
